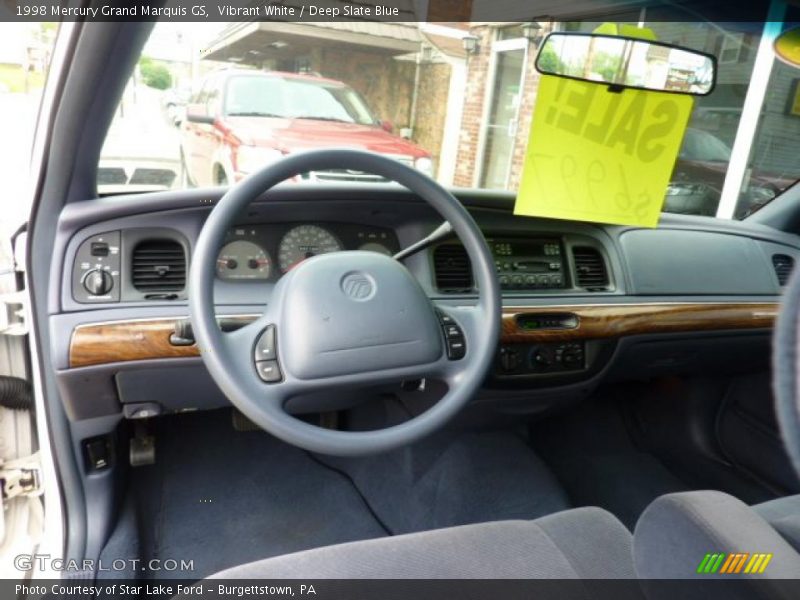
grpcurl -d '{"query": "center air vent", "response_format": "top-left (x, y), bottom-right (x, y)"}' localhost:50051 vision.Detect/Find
top-left (773, 254), bottom-right (795, 286)
top-left (433, 244), bottom-right (473, 293)
top-left (131, 239), bottom-right (186, 292)
top-left (572, 246), bottom-right (609, 291)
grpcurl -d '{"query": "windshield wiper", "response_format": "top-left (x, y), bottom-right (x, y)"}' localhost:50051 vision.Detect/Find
top-left (226, 111), bottom-right (283, 117)
top-left (294, 116), bottom-right (353, 123)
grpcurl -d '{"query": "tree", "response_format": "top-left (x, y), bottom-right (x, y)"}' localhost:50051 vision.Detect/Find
top-left (591, 51), bottom-right (624, 83)
top-left (537, 45), bottom-right (567, 76)
top-left (139, 57), bottom-right (172, 90)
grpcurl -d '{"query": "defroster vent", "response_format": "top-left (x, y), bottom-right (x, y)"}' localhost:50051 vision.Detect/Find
top-left (131, 239), bottom-right (186, 292)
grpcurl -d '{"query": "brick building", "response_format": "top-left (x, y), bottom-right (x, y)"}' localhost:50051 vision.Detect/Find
top-left (452, 23), bottom-right (551, 189)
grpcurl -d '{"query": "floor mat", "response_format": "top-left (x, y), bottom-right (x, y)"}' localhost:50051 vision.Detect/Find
top-left (101, 411), bottom-right (388, 580)
top-left (317, 430), bottom-right (571, 535)
top-left (101, 412), bottom-right (572, 579)
top-left (531, 399), bottom-right (690, 529)
top-left (537, 453), bottom-right (690, 530)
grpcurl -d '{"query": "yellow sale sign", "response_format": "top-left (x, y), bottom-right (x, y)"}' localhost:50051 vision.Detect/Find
top-left (515, 75), bottom-right (693, 228)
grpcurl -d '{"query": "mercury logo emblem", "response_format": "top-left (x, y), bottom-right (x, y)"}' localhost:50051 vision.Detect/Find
top-left (341, 272), bottom-right (375, 301)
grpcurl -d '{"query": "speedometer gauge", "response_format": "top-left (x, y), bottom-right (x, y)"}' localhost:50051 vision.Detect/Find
top-left (278, 225), bottom-right (343, 273)
top-left (216, 240), bottom-right (271, 280)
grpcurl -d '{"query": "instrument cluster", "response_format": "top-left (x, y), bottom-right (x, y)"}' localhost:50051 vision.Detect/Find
top-left (215, 223), bottom-right (399, 282)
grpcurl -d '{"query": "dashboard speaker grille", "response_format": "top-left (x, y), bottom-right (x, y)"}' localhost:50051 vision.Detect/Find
top-left (773, 254), bottom-right (795, 286)
top-left (131, 239), bottom-right (186, 292)
top-left (433, 244), bottom-right (473, 293)
top-left (572, 246), bottom-right (609, 291)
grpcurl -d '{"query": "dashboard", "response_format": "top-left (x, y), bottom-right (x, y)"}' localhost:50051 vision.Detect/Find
top-left (51, 185), bottom-right (800, 424)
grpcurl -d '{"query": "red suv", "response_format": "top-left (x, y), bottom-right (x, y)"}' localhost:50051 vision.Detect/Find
top-left (180, 69), bottom-right (432, 187)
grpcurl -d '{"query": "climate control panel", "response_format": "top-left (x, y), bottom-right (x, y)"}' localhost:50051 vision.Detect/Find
top-left (496, 341), bottom-right (586, 377)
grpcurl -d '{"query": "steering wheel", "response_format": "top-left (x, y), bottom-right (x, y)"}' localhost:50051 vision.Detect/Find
top-left (774, 265), bottom-right (800, 478)
top-left (189, 149), bottom-right (501, 456)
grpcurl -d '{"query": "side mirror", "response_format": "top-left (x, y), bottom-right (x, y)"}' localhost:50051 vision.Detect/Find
top-left (185, 106), bottom-right (215, 125)
top-left (379, 119), bottom-right (394, 133)
top-left (535, 32), bottom-right (717, 96)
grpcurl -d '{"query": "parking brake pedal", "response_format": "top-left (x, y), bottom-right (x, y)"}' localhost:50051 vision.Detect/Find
top-left (129, 423), bottom-right (155, 467)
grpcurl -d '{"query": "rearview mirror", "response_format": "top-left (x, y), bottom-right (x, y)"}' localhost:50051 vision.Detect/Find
top-left (535, 32), bottom-right (716, 96)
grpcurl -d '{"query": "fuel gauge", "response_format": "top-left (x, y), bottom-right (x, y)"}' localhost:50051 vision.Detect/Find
top-left (216, 240), bottom-right (271, 280)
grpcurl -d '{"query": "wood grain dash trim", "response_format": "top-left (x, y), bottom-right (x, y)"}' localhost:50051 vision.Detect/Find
top-left (501, 302), bottom-right (778, 343)
top-left (68, 303), bottom-right (778, 368)
top-left (68, 316), bottom-right (255, 368)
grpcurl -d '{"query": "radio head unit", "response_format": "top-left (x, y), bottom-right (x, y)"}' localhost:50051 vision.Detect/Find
top-left (488, 238), bottom-right (567, 290)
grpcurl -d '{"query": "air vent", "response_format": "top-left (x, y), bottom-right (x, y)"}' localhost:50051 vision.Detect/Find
top-left (433, 244), bottom-right (473, 292)
top-left (773, 254), bottom-right (795, 286)
top-left (572, 246), bottom-right (609, 291)
top-left (131, 239), bottom-right (186, 292)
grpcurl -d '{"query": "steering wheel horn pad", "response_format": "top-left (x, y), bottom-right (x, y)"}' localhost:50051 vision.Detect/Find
top-left (276, 251), bottom-right (443, 380)
top-left (189, 149), bottom-right (500, 456)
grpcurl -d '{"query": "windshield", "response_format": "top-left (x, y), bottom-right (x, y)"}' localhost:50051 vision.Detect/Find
top-left (97, 16), bottom-right (800, 220)
top-left (224, 75), bottom-right (376, 124)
